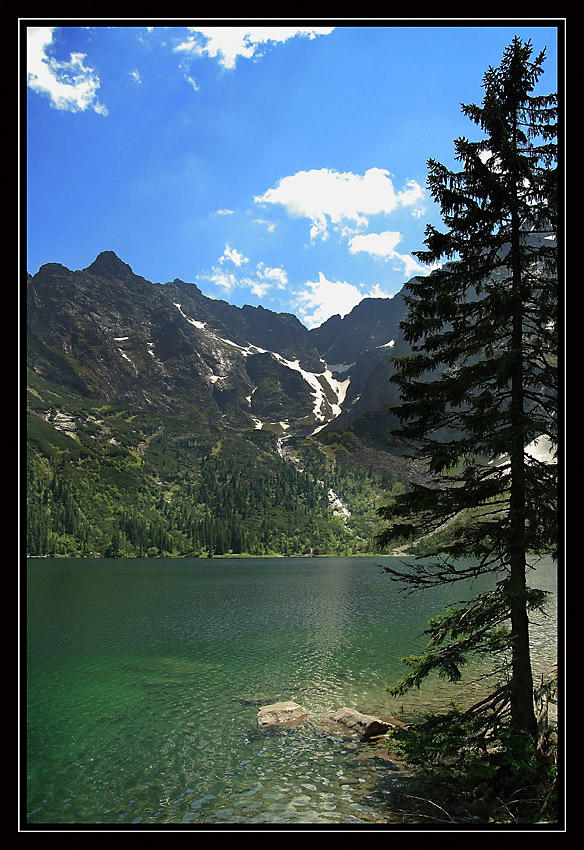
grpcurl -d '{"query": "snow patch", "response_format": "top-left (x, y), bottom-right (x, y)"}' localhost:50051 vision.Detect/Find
top-left (271, 353), bottom-right (350, 426)
top-left (323, 370), bottom-right (350, 417)
top-left (174, 303), bottom-right (269, 356)
top-left (173, 301), bottom-right (354, 429)
top-left (328, 488), bottom-right (351, 521)
top-left (117, 347), bottom-right (138, 374)
top-left (525, 436), bottom-right (556, 464)
top-left (174, 303), bottom-right (206, 330)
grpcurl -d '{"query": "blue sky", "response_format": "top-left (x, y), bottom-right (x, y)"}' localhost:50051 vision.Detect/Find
top-left (24, 22), bottom-right (560, 328)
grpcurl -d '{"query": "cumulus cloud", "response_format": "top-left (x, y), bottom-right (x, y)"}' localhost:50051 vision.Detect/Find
top-left (256, 263), bottom-right (288, 288)
top-left (27, 26), bottom-right (108, 115)
top-left (296, 272), bottom-right (393, 329)
top-left (255, 168), bottom-right (425, 241)
top-left (246, 280), bottom-right (272, 298)
top-left (397, 179), bottom-right (425, 209)
top-left (368, 283), bottom-right (394, 299)
top-left (348, 230), bottom-right (403, 258)
top-left (174, 26), bottom-right (334, 70)
top-left (205, 247), bottom-right (287, 300)
top-left (208, 269), bottom-right (239, 294)
top-left (401, 253), bottom-right (440, 279)
top-left (237, 263), bottom-right (288, 299)
top-left (220, 244), bottom-right (249, 267)
top-left (348, 229), bottom-right (435, 279)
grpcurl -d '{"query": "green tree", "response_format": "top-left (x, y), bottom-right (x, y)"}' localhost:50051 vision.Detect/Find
top-left (377, 38), bottom-right (558, 743)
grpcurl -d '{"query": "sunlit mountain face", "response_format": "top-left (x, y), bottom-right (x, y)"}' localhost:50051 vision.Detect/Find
top-left (26, 251), bottom-right (411, 442)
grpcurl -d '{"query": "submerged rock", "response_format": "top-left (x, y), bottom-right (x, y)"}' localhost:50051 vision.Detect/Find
top-left (257, 701), bottom-right (308, 728)
top-left (328, 707), bottom-right (393, 739)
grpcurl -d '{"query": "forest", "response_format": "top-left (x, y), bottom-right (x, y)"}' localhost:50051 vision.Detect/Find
top-left (26, 371), bottom-right (403, 559)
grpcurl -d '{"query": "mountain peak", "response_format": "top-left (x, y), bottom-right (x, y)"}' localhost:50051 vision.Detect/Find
top-left (84, 251), bottom-right (135, 280)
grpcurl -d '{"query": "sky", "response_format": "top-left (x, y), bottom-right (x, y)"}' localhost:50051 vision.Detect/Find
top-left (23, 21), bottom-right (560, 329)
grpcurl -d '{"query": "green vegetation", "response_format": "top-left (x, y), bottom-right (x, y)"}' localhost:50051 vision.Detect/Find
top-left (376, 38), bottom-right (559, 823)
top-left (26, 371), bottom-right (397, 559)
top-left (386, 666), bottom-right (558, 824)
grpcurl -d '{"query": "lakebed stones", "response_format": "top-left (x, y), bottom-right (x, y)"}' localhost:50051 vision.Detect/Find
top-left (257, 701), bottom-right (308, 728)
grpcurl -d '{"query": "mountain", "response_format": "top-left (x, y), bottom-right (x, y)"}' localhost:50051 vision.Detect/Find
top-left (26, 251), bottom-right (428, 559)
top-left (27, 250), bottom-right (410, 442)
top-left (27, 242), bottom-right (555, 559)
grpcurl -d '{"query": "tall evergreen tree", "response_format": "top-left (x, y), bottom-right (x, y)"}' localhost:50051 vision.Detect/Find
top-left (377, 37), bottom-right (558, 742)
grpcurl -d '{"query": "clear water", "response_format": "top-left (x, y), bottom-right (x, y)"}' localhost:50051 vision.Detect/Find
top-left (25, 556), bottom-right (557, 827)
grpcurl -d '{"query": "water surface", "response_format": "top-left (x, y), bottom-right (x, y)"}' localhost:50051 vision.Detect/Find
top-left (25, 556), bottom-right (557, 827)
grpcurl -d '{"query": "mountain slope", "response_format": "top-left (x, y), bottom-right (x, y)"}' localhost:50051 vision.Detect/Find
top-left (27, 251), bottom-right (410, 440)
top-left (27, 369), bottom-right (417, 557)
top-left (26, 251), bottom-right (424, 557)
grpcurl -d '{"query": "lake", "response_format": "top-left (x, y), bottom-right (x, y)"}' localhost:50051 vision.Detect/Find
top-left (25, 556), bottom-right (557, 828)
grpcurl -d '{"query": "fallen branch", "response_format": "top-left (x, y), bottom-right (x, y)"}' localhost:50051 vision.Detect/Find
top-left (398, 794), bottom-right (455, 823)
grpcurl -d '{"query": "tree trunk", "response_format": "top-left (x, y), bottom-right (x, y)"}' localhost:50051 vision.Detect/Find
top-left (508, 202), bottom-right (538, 740)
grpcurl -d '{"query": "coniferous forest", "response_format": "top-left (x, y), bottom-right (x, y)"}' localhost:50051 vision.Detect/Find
top-left (27, 371), bottom-right (406, 559)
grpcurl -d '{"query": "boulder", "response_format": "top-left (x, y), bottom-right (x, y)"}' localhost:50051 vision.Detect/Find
top-left (329, 707), bottom-right (392, 739)
top-left (257, 701), bottom-right (308, 728)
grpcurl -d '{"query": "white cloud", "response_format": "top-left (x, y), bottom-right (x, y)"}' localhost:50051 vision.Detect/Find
top-left (245, 279), bottom-right (272, 298)
top-left (348, 230), bottom-right (403, 258)
top-left (184, 74), bottom-right (200, 92)
top-left (27, 26), bottom-right (108, 115)
top-left (219, 244), bottom-right (249, 267)
top-left (174, 26), bottom-right (334, 70)
top-left (129, 68), bottom-right (141, 84)
top-left (296, 273), bottom-right (369, 328)
top-left (256, 263), bottom-right (288, 288)
top-left (348, 229), bottom-right (435, 280)
top-left (205, 255), bottom-right (287, 300)
top-left (296, 272), bottom-right (400, 328)
top-left (397, 179), bottom-right (425, 208)
top-left (400, 253), bottom-right (440, 279)
top-left (368, 283), bottom-right (394, 299)
top-left (255, 168), bottom-right (425, 241)
top-left (208, 269), bottom-right (239, 294)
top-left (253, 218), bottom-right (277, 233)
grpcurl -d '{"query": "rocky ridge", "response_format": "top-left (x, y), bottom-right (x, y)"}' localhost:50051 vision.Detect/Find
top-left (27, 251), bottom-right (411, 446)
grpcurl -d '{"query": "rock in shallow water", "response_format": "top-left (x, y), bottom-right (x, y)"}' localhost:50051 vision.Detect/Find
top-left (328, 707), bottom-right (392, 739)
top-left (257, 701), bottom-right (308, 727)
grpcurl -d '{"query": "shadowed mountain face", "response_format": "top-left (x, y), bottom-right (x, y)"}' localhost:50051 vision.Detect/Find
top-left (27, 251), bottom-right (410, 443)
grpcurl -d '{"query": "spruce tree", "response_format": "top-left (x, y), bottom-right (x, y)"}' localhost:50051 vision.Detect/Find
top-left (377, 37), bottom-right (558, 742)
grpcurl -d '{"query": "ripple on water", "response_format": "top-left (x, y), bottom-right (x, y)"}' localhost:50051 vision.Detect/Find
top-left (26, 557), bottom-right (557, 826)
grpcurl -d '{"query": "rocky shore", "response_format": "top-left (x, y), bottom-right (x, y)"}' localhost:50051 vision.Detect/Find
top-left (256, 701), bottom-right (401, 738)
top-left (255, 696), bottom-right (559, 825)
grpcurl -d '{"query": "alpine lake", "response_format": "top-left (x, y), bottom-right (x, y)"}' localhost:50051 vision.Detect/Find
top-left (25, 555), bottom-right (558, 828)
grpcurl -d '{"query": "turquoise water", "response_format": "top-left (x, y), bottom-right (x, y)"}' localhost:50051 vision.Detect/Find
top-left (25, 556), bottom-right (557, 827)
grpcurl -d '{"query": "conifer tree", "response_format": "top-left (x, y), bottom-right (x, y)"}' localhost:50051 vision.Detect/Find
top-left (377, 37), bottom-right (558, 741)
